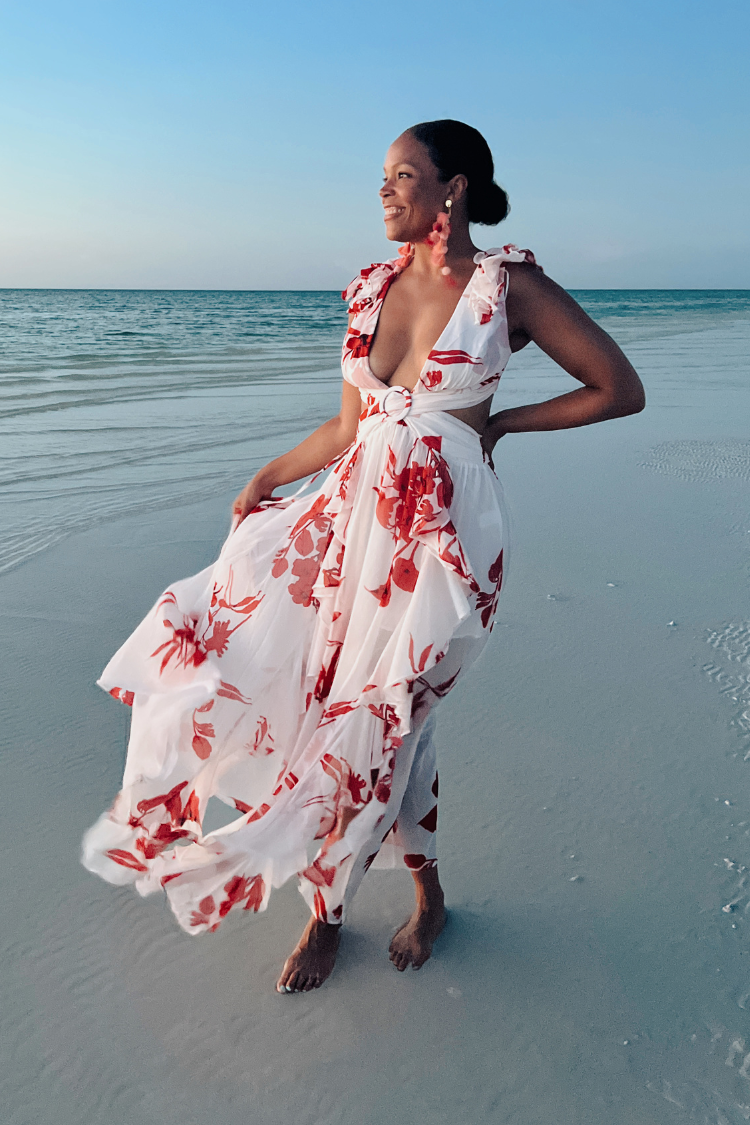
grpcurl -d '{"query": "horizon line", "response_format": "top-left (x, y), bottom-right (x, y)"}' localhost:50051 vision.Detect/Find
top-left (1, 286), bottom-right (749, 294)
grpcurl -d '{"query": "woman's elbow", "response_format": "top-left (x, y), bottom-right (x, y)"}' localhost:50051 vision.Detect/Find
top-left (621, 381), bottom-right (646, 416)
top-left (609, 375), bottom-right (646, 418)
top-left (336, 415), bottom-right (360, 450)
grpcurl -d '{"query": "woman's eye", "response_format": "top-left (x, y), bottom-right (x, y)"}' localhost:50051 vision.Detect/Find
top-left (398, 172), bottom-right (410, 178)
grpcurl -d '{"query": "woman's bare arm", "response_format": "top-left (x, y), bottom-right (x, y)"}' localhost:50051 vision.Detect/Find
top-left (484, 265), bottom-right (645, 452)
top-left (233, 380), bottom-right (362, 523)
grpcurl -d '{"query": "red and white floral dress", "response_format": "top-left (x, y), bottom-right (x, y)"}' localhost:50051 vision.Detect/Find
top-left (82, 244), bottom-right (536, 933)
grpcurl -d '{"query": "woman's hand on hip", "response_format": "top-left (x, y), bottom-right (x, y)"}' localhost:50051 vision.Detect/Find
top-left (481, 420), bottom-right (505, 470)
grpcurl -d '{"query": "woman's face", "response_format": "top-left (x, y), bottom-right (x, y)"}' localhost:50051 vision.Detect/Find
top-left (380, 132), bottom-right (448, 244)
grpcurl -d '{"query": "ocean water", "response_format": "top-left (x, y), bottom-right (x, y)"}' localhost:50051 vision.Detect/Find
top-left (1, 288), bottom-right (749, 575)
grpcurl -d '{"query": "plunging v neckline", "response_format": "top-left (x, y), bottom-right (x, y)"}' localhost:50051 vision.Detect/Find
top-left (365, 256), bottom-right (481, 390)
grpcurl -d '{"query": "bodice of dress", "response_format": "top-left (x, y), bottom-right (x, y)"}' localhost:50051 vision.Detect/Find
top-left (341, 244), bottom-right (537, 420)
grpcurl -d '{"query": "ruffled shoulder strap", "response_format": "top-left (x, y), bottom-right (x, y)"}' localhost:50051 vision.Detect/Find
top-left (342, 244), bottom-right (414, 313)
top-left (468, 244), bottom-right (539, 325)
top-left (476, 244), bottom-right (538, 269)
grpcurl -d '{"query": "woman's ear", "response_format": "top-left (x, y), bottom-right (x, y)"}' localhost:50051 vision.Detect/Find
top-left (447, 173), bottom-right (468, 204)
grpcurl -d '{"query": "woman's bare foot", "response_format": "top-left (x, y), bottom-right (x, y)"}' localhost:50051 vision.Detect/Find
top-left (389, 903), bottom-right (446, 970)
top-left (276, 916), bottom-right (342, 993)
top-left (389, 865), bottom-right (446, 971)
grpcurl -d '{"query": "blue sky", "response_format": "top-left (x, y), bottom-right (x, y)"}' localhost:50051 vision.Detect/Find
top-left (0, 0), bottom-right (747, 288)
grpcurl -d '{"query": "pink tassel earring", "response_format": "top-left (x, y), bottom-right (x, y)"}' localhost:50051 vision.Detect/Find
top-left (396, 241), bottom-right (414, 269)
top-left (428, 199), bottom-right (453, 279)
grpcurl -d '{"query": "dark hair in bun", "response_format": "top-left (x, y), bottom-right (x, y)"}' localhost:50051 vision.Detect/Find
top-left (407, 119), bottom-right (509, 226)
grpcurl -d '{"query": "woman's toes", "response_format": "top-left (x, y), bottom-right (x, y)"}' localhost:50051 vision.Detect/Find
top-left (389, 925), bottom-right (406, 955)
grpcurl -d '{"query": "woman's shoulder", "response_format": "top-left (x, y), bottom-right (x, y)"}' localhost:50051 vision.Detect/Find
top-left (341, 260), bottom-right (394, 305)
top-left (466, 245), bottom-right (541, 326)
top-left (474, 244), bottom-right (539, 270)
top-left (341, 245), bottom-right (413, 311)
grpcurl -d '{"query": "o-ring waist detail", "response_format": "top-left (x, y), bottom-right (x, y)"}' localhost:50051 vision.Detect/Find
top-left (358, 383), bottom-right (493, 423)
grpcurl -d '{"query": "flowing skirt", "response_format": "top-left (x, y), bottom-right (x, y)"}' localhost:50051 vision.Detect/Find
top-left (82, 409), bottom-right (506, 933)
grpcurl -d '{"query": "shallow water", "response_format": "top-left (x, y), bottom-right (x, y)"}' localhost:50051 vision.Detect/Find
top-left (3, 287), bottom-right (750, 1124)
top-left (0, 291), bottom-right (346, 573)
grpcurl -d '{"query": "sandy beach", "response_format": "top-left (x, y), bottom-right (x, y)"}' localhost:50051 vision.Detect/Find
top-left (3, 305), bottom-right (750, 1123)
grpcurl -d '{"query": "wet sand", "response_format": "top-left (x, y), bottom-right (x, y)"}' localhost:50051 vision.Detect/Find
top-left (4, 318), bottom-right (750, 1123)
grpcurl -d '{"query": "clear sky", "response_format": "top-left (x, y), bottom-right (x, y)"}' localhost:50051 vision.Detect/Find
top-left (0, 0), bottom-right (747, 289)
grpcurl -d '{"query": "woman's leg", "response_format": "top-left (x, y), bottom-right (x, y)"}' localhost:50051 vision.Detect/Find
top-left (276, 714), bottom-right (437, 993)
top-left (386, 724), bottom-right (446, 970)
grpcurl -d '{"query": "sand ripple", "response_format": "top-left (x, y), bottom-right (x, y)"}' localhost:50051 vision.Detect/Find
top-left (641, 440), bottom-right (750, 482)
top-left (704, 622), bottom-right (750, 745)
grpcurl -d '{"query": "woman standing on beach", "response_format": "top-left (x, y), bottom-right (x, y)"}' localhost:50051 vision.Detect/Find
top-left (83, 120), bottom-right (644, 993)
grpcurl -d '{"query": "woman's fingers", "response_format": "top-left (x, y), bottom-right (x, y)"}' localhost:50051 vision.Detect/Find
top-left (480, 428), bottom-right (506, 472)
top-left (231, 483), bottom-right (281, 525)
top-left (231, 490), bottom-right (253, 525)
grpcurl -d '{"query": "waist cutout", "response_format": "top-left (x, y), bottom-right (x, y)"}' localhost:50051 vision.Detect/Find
top-left (357, 385), bottom-right (486, 461)
top-left (359, 383), bottom-right (492, 421)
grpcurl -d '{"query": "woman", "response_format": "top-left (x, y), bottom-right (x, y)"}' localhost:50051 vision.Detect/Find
top-left (82, 120), bottom-right (644, 994)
